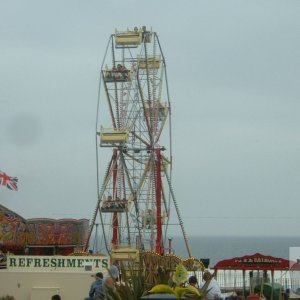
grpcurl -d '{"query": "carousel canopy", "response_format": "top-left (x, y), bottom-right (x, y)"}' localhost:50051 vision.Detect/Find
top-left (214, 253), bottom-right (300, 271)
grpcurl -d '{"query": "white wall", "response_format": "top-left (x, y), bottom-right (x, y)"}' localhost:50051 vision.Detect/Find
top-left (0, 271), bottom-right (95, 300)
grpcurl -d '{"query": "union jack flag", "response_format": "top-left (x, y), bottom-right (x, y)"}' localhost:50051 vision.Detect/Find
top-left (0, 170), bottom-right (18, 191)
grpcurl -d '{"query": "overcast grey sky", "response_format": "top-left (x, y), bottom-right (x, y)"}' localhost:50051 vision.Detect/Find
top-left (1, 0), bottom-right (300, 237)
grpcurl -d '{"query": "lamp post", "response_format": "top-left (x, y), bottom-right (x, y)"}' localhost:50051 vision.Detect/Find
top-left (168, 237), bottom-right (172, 254)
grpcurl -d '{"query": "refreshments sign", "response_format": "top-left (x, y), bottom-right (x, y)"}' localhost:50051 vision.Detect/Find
top-left (6, 255), bottom-right (109, 272)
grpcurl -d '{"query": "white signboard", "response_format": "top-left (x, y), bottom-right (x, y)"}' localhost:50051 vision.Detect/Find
top-left (6, 255), bottom-right (109, 273)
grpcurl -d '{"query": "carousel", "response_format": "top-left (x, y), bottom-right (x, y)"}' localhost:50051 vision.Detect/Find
top-left (214, 253), bottom-right (300, 300)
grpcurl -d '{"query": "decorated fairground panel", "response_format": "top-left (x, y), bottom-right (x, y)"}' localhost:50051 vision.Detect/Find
top-left (0, 204), bottom-right (27, 253)
top-left (26, 218), bottom-right (89, 247)
top-left (0, 204), bottom-right (89, 256)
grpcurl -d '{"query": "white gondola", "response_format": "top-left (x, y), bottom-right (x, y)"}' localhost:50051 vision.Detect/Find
top-left (101, 196), bottom-right (127, 213)
top-left (144, 101), bottom-right (169, 121)
top-left (111, 245), bottom-right (139, 261)
top-left (115, 27), bottom-right (152, 48)
top-left (99, 127), bottom-right (129, 145)
top-left (138, 55), bottom-right (161, 69)
top-left (103, 64), bottom-right (131, 82)
top-left (115, 29), bottom-right (141, 47)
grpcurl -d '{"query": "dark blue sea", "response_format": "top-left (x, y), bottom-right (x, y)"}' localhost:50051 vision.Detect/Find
top-left (171, 236), bottom-right (300, 267)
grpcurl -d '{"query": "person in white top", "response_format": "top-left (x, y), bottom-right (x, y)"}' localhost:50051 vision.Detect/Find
top-left (199, 270), bottom-right (222, 300)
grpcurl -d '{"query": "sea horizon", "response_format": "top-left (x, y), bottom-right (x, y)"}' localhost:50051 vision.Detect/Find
top-left (170, 235), bottom-right (300, 267)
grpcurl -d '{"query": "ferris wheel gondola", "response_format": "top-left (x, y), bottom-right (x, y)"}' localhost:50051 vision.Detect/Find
top-left (85, 26), bottom-right (191, 259)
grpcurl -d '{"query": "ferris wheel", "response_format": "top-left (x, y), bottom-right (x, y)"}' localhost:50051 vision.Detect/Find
top-left (86, 27), bottom-right (191, 258)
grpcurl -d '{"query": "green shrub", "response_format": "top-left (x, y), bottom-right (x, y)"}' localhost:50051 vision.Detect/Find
top-left (0, 296), bottom-right (15, 300)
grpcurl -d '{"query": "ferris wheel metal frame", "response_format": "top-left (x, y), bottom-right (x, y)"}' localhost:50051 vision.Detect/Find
top-left (85, 26), bottom-right (191, 258)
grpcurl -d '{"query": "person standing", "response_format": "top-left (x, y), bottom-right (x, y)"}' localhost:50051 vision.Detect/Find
top-left (199, 271), bottom-right (221, 300)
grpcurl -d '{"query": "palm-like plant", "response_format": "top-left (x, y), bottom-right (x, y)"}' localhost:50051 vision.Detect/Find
top-left (117, 261), bottom-right (146, 300)
top-left (104, 258), bottom-right (208, 300)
